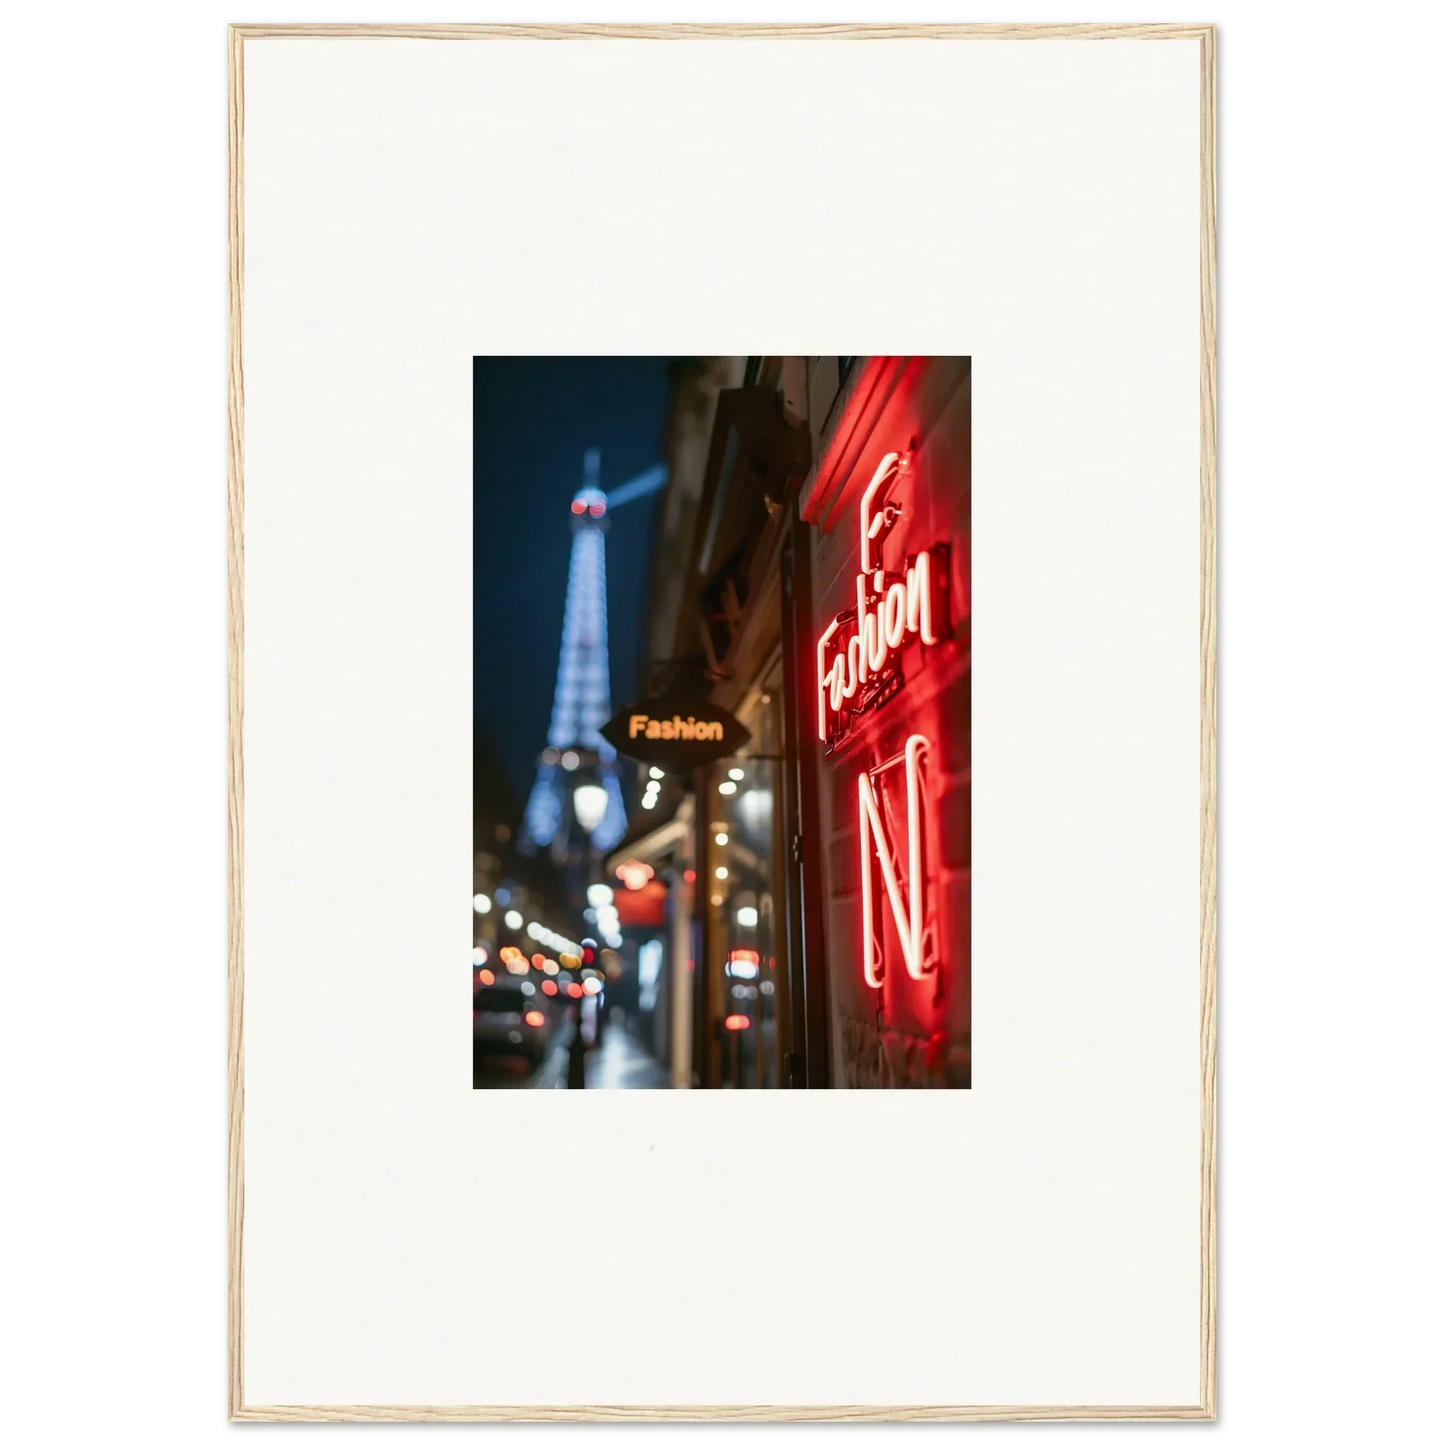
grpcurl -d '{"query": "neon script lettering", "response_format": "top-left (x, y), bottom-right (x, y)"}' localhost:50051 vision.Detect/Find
top-left (628, 713), bottom-right (724, 743)
top-left (858, 733), bottom-right (932, 988)
top-left (816, 452), bottom-right (946, 745)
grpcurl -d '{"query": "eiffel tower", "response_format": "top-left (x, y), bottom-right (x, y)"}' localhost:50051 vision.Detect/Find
top-left (520, 449), bottom-right (667, 861)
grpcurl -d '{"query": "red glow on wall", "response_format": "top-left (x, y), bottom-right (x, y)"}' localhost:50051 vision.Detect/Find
top-left (724, 1014), bottom-right (750, 1031)
top-left (727, 948), bottom-right (760, 965)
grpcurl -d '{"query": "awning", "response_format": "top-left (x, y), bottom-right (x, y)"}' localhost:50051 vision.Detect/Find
top-left (603, 794), bottom-right (694, 874)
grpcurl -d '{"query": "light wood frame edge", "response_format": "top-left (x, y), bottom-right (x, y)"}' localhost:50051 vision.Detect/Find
top-left (226, 21), bottom-right (1218, 1423)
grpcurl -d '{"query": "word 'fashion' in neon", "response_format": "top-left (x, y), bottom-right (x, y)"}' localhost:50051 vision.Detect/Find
top-left (816, 452), bottom-right (944, 745)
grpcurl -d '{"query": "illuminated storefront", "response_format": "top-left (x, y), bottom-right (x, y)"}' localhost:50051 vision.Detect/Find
top-left (609, 356), bottom-right (970, 1088)
top-left (801, 358), bottom-right (971, 1086)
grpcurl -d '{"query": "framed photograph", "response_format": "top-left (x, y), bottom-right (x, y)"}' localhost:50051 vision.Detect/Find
top-left (230, 23), bottom-right (1215, 1420)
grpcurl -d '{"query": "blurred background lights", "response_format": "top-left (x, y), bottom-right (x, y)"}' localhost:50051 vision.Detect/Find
top-left (560, 750), bottom-right (580, 771)
top-left (472, 892), bottom-right (492, 914)
top-left (727, 766), bottom-right (745, 781)
top-left (616, 860), bottom-right (654, 890)
top-left (736, 905), bottom-right (758, 927)
top-left (725, 950), bottom-right (760, 979)
top-left (504, 909), bottom-right (523, 930)
top-left (718, 780), bottom-right (737, 795)
top-left (586, 883), bottom-right (614, 907)
top-left (638, 939), bottom-right (663, 1012)
top-left (737, 787), bottom-right (772, 833)
top-left (573, 783), bottom-right (609, 833)
top-left (648, 766), bottom-right (665, 779)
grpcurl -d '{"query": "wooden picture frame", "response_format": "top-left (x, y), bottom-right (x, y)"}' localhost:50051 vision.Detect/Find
top-left (229, 23), bottom-right (1216, 1421)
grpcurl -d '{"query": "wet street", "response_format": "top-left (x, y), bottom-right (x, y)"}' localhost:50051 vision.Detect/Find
top-left (474, 1011), bottom-right (669, 1089)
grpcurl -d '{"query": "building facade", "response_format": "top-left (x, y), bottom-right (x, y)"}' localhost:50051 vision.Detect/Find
top-left (609, 357), bottom-right (971, 1088)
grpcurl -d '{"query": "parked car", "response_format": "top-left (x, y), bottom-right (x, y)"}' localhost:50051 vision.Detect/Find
top-left (473, 975), bottom-right (555, 1067)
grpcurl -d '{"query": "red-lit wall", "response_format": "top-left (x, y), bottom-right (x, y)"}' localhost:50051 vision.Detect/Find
top-left (808, 359), bottom-right (971, 1086)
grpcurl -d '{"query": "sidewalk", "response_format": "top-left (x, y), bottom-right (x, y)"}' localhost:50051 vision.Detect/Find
top-left (585, 1018), bottom-right (670, 1089)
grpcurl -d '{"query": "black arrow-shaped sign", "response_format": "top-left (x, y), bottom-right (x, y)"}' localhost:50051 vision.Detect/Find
top-left (600, 694), bottom-right (751, 771)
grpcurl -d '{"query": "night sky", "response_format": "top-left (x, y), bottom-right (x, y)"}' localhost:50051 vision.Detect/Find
top-left (473, 357), bottom-right (674, 807)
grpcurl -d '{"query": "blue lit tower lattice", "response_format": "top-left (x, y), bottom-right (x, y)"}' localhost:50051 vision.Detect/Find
top-left (520, 449), bottom-right (667, 861)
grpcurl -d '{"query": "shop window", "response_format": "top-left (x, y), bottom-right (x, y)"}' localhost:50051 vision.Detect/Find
top-left (702, 680), bottom-right (786, 1088)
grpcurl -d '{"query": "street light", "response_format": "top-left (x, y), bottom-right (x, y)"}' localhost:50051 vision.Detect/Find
top-left (573, 783), bottom-right (609, 834)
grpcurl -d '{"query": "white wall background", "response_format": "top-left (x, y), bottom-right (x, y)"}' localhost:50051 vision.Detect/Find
top-left (239, 30), bottom-right (1200, 1410)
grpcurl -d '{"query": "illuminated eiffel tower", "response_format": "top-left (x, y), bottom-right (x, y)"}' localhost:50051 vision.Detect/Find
top-left (520, 449), bottom-right (667, 861)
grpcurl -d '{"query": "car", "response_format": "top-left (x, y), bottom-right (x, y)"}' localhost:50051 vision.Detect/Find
top-left (473, 975), bottom-right (555, 1067)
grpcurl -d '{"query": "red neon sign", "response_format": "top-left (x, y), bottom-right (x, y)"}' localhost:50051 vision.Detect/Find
top-left (858, 734), bottom-right (934, 988)
top-left (816, 452), bottom-right (948, 748)
top-left (814, 449), bottom-right (952, 990)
